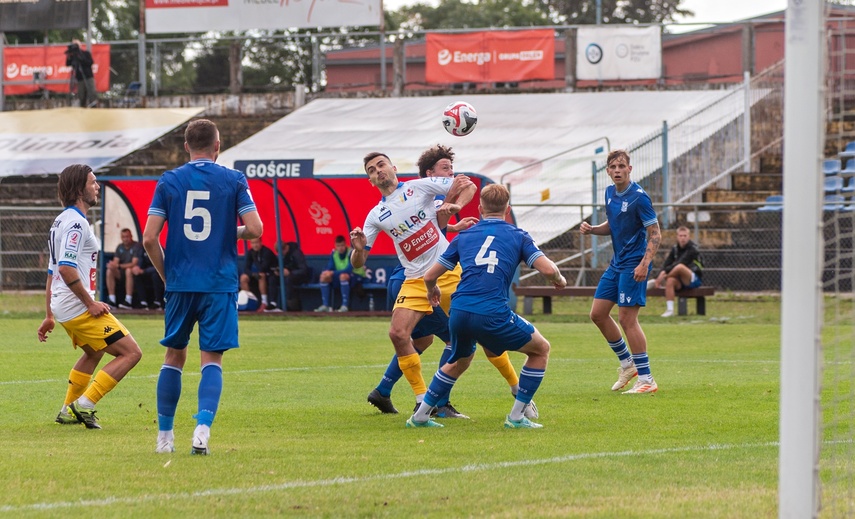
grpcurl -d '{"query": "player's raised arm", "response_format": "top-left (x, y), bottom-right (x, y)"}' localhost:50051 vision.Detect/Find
top-left (532, 256), bottom-right (567, 289)
top-left (349, 227), bottom-right (369, 269)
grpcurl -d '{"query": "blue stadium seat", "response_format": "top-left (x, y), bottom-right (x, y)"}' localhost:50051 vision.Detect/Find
top-left (843, 158), bottom-right (855, 176)
top-left (824, 159), bottom-right (842, 176)
top-left (824, 176), bottom-right (844, 193)
top-left (843, 176), bottom-right (855, 196)
top-left (757, 194), bottom-right (783, 212)
top-left (840, 141), bottom-right (855, 159)
top-left (824, 194), bottom-right (847, 211)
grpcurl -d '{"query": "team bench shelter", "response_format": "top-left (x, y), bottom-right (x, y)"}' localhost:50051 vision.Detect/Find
top-left (512, 285), bottom-right (716, 316)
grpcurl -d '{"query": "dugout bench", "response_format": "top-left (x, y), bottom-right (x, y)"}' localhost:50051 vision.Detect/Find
top-left (512, 285), bottom-right (715, 316)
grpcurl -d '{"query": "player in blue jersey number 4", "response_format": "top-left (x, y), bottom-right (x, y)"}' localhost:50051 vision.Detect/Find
top-left (410, 183), bottom-right (566, 429)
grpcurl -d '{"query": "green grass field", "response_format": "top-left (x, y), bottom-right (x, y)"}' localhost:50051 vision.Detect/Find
top-left (0, 293), bottom-right (794, 517)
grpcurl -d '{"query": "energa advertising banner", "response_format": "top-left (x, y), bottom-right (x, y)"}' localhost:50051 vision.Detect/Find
top-left (576, 26), bottom-right (661, 81)
top-left (3, 45), bottom-right (111, 96)
top-left (426, 30), bottom-right (555, 84)
top-left (144, 0), bottom-right (382, 33)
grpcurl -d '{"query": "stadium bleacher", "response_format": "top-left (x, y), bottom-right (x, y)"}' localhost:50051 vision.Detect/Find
top-left (824, 159), bottom-right (842, 176)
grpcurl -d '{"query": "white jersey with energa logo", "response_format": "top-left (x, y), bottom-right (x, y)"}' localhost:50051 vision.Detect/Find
top-left (363, 177), bottom-right (453, 279)
top-left (47, 207), bottom-right (100, 322)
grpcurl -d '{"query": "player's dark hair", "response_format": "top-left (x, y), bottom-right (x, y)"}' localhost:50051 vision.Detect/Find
top-left (185, 119), bottom-right (219, 153)
top-left (417, 144), bottom-right (455, 178)
top-left (607, 149), bottom-right (631, 166)
top-left (480, 183), bottom-right (509, 214)
top-left (335, 235), bottom-right (346, 244)
top-left (57, 164), bottom-right (93, 207)
top-left (363, 152), bottom-right (391, 171)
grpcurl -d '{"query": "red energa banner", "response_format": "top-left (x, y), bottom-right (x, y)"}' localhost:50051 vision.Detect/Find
top-left (3, 44), bottom-right (111, 96)
top-left (426, 30), bottom-right (555, 84)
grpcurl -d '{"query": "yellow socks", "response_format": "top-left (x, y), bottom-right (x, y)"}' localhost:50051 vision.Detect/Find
top-left (82, 370), bottom-right (118, 405)
top-left (64, 369), bottom-right (92, 405)
top-left (397, 353), bottom-right (427, 397)
top-left (488, 351), bottom-right (520, 387)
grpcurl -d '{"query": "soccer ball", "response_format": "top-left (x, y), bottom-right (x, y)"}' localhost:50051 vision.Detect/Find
top-left (442, 101), bottom-right (478, 137)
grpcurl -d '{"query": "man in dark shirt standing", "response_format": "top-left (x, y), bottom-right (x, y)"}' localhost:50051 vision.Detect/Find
top-left (650, 226), bottom-right (703, 317)
top-left (65, 39), bottom-right (97, 108)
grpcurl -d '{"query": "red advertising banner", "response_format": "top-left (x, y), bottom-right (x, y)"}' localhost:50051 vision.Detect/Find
top-left (426, 30), bottom-right (555, 84)
top-left (3, 44), bottom-right (111, 96)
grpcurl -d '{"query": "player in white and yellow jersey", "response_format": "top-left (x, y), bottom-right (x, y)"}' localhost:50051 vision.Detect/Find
top-left (350, 152), bottom-right (475, 423)
top-left (36, 164), bottom-right (142, 429)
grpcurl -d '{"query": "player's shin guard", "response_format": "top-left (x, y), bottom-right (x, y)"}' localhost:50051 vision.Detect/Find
top-left (157, 365), bottom-right (182, 432)
top-left (65, 368), bottom-right (92, 405)
top-left (196, 363), bottom-right (223, 427)
top-left (487, 351), bottom-right (520, 387)
top-left (397, 353), bottom-right (427, 398)
top-left (82, 370), bottom-right (118, 405)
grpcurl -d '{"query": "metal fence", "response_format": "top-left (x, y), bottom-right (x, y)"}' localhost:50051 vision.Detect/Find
top-left (0, 201), bottom-right (799, 294)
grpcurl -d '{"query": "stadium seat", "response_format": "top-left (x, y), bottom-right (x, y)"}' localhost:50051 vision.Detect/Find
top-left (824, 176), bottom-right (844, 193)
top-left (843, 176), bottom-right (855, 197)
top-left (757, 194), bottom-right (783, 211)
top-left (824, 194), bottom-right (847, 211)
top-left (842, 158), bottom-right (855, 176)
top-left (121, 82), bottom-right (142, 108)
top-left (824, 159), bottom-right (842, 176)
top-left (839, 141), bottom-right (855, 159)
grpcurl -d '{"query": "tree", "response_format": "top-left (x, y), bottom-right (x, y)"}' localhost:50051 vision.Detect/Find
top-left (391, 0), bottom-right (551, 32)
top-left (536, 0), bottom-right (692, 25)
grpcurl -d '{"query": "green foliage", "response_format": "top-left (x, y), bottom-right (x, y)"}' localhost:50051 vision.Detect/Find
top-left (393, 0), bottom-right (551, 31)
top-left (536, 0), bottom-right (693, 25)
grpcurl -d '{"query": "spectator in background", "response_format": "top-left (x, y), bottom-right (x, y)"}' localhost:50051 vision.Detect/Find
top-left (65, 39), bottom-right (97, 108)
top-left (272, 241), bottom-right (311, 312)
top-left (315, 235), bottom-right (365, 313)
top-left (240, 237), bottom-right (277, 311)
top-left (132, 247), bottom-right (165, 310)
top-left (106, 228), bottom-right (143, 309)
top-left (650, 226), bottom-right (704, 317)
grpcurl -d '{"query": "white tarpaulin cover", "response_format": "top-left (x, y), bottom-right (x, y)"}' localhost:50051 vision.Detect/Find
top-left (0, 107), bottom-right (203, 177)
top-left (218, 91), bottom-right (731, 244)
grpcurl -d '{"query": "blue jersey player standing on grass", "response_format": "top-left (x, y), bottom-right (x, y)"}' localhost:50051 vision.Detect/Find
top-left (580, 149), bottom-right (661, 394)
top-left (411, 183), bottom-right (566, 428)
top-left (143, 119), bottom-right (263, 455)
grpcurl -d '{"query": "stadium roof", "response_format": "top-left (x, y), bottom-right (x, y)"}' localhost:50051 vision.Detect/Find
top-left (0, 107), bottom-right (203, 177)
top-left (218, 91), bottom-right (733, 244)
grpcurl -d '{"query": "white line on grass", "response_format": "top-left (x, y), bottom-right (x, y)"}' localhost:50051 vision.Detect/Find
top-left (0, 358), bottom-right (784, 386)
top-left (0, 441), bottom-right (779, 513)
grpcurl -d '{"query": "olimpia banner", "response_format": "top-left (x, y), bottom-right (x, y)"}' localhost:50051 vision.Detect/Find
top-left (576, 26), bottom-right (662, 81)
top-left (144, 0), bottom-right (382, 33)
top-left (0, 0), bottom-right (88, 31)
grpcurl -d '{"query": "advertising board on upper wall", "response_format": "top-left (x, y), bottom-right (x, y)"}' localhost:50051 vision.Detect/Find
top-left (425, 30), bottom-right (555, 84)
top-left (576, 26), bottom-right (662, 81)
top-left (3, 45), bottom-right (111, 96)
top-left (0, 0), bottom-right (87, 31)
top-left (144, 0), bottom-right (382, 33)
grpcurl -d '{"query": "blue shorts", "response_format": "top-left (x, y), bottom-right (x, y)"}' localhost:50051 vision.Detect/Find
top-left (447, 308), bottom-right (535, 363)
top-left (162, 291), bottom-right (239, 352)
top-left (594, 266), bottom-right (648, 307)
top-left (686, 272), bottom-right (702, 289)
top-left (387, 272), bottom-right (450, 342)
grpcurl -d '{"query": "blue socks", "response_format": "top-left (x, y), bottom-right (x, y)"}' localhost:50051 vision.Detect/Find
top-left (320, 283), bottom-right (331, 307)
top-left (341, 282), bottom-right (351, 307)
top-left (156, 364), bottom-right (182, 432)
top-left (425, 370), bottom-right (457, 408)
top-left (195, 363), bottom-right (223, 427)
top-left (516, 366), bottom-right (545, 405)
top-left (609, 338), bottom-right (632, 362)
top-left (631, 352), bottom-right (651, 377)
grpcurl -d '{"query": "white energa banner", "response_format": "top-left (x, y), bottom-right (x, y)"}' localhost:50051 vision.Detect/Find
top-left (144, 0), bottom-right (382, 33)
top-left (576, 26), bottom-right (661, 81)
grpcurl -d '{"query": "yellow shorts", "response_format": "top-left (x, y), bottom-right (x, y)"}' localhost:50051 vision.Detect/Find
top-left (59, 311), bottom-right (129, 351)
top-left (394, 264), bottom-right (461, 315)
